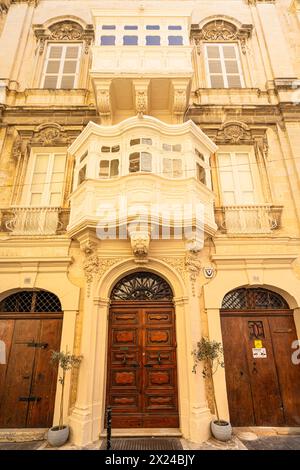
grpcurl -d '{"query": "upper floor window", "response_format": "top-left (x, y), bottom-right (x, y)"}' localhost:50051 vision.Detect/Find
top-left (101, 35), bottom-right (115, 45)
top-left (168, 36), bottom-right (183, 46)
top-left (123, 35), bottom-right (138, 45)
top-left (130, 138), bottom-right (152, 146)
top-left (101, 145), bottom-right (120, 153)
top-left (162, 143), bottom-right (181, 152)
top-left (99, 159), bottom-right (119, 178)
top-left (204, 43), bottom-right (244, 88)
top-left (129, 152), bottom-right (152, 173)
top-left (24, 152), bottom-right (66, 206)
top-left (218, 152), bottom-right (254, 204)
top-left (41, 43), bottom-right (81, 89)
top-left (163, 158), bottom-right (183, 178)
top-left (146, 35), bottom-right (160, 46)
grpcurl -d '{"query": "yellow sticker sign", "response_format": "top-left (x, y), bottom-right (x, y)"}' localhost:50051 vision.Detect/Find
top-left (254, 340), bottom-right (263, 348)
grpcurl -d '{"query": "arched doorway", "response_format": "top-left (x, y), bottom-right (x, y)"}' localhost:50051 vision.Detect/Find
top-left (221, 287), bottom-right (300, 427)
top-left (106, 271), bottom-right (179, 428)
top-left (0, 290), bottom-right (63, 428)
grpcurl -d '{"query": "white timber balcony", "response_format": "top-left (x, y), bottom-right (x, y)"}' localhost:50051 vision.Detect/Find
top-left (90, 7), bottom-right (194, 123)
top-left (2, 207), bottom-right (70, 236)
top-left (215, 205), bottom-right (283, 235)
top-left (67, 115), bottom-right (218, 242)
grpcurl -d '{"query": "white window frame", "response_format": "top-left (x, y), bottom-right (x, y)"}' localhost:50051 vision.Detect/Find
top-left (41, 43), bottom-right (82, 89)
top-left (23, 150), bottom-right (66, 207)
top-left (99, 158), bottom-right (120, 178)
top-left (204, 43), bottom-right (245, 89)
top-left (217, 150), bottom-right (261, 205)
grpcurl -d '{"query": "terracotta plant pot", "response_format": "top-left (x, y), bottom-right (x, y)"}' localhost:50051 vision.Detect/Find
top-left (211, 420), bottom-right (232, 442)
top-left (47, 425), bottom-right (69, 447)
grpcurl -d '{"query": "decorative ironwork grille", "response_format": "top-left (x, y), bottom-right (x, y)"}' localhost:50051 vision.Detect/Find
top-left (111, 272), bottom-right (173, 301)
top-left (248, 321), bottom-right (265, 339)
top-left (221, 288), bottom-right (289, 310)
top-left (0, 290), bottom-right (62, 312)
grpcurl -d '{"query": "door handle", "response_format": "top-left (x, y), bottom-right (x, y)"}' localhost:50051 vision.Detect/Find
top-left (122, 354), bottom-right (127, 365)
top-left (157, 352), bottom-right (161, 364)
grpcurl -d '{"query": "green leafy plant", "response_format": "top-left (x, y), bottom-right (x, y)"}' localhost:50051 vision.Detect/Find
top-left (50, 349), bottom-right (83, 430)
top-left (192, 337), bottom-right (225, 423)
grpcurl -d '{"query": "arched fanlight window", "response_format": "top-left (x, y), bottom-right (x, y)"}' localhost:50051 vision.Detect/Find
top-left (221, 287), bottom-right (289, 310)
top-left (0, 290), bottom-right (62, 313)
top-left (111, 272), bottom-right (173, 301)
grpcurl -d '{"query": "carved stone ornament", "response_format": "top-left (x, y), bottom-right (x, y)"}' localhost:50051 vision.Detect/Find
top-left (191, 20), bottom-right (253, 54)
top-left (136, 91), bottom-right (148, 116)
top-left (185, 252), bottom-right (202, 296)
top-left (33, 20), bottom-right (94, 54)
top-left (203, 267), bottom-right (215, 279)
top-left (14, 123), bottom-right (81, 153)
top-left (130, 230), bottom-right (150, 262)
top-left (173, 88), bottom-right (187, 115)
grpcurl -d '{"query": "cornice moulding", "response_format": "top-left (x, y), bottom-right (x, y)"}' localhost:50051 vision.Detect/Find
top-left (68, 115), bottom-right (218, 154)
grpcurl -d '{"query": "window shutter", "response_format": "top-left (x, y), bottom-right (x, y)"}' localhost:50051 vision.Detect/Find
top-left (42, 43), bottom-right (81, 89)
top-left (205, 43), bottom-right (244, 88)
top-left (25, 152), bottom-right (66, 206)
top-left (218, 152), bottom-right (254, 205)
top-left (218, 153), bottom-right (236, 204)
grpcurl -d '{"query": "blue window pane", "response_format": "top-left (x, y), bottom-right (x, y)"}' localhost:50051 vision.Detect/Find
top-left (146, 36), bottom-right (160, 45)
top-left (146, 25), bottom-right (160, 30)
top-left (123, 35), bottom-right (138, 45)
top-left (168, 25), bottom-right (182, 30)
top-left (101, 36), bottom-right (115, 45)
top-left (168, 36), bottom-right (183, 46)
top-left (102, 25), bottom-right (116, 30)
top-left (124, 25), bottom-right (138, 30)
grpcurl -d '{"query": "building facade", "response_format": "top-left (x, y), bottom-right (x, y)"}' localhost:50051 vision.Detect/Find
top-left (0, 0), bottom-right (300, 446)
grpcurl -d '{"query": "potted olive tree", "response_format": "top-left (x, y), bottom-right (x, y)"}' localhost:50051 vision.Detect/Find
top-left (192, 337), bottom-right (232, 442)
top-left (47, 349), bottom-right (82, 447)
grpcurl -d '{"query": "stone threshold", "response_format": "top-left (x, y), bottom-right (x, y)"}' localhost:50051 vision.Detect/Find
top-left (99, 428), bottom-right (182, 438)
top-left (234, 426), bottom-right (300, 440)
top-left (0, 428), bottom-right (47, 442)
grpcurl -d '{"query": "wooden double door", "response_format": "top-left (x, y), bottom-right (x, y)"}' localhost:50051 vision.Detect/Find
top-left (106, 302), bottom-right (179, 428)
top-left (221, 311), bottom-right (300, 427)
top-left (0, 314), bottom-right (62, 428)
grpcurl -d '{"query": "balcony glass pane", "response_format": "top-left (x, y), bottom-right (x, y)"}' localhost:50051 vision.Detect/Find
top-left (141, 152), bottom-right (152, 172)
top-left (146, 36), bottom-right (160, 45)
top-left (129, 152), bottom-right (140, 173)
top-left (111, 159), bottom-right (119, 177)
top-left (168, 36), bottom-right (183, 46)
top-left (123, 35), bottom-right (138, 45)
top-left (101, 36), bottom-right (115, 46)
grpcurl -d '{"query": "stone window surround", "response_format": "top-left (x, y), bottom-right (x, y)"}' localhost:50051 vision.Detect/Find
top-left (204, 121), bottom-right (273, 207)
top-left (11, 123), bottom-right (81, 206)
top-left (191, 18), bottom-right (253, 89)
top-left (32, 19), bottom-right (94, 89)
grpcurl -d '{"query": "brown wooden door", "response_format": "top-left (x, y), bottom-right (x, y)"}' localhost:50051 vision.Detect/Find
top-left (0, 315), bottom-right (62, 428)
top-left (221, 312), bottom-right (300, 427)
top-left (106, 302), bottom-right (179, 428)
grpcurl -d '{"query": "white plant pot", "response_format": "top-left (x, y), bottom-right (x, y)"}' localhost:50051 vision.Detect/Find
top-left (47, 425), bottom-right (70, 447)
top-left (211, 420), bottom-right (232, 442)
